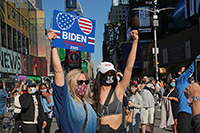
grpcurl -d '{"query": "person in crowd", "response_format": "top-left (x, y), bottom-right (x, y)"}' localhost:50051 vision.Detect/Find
top-left (92, 30), bottom-right (138, 133)
top-left (184, 82), bottom-right (200, 133)
top-left (162, 78), bottom-right (179, 133)
top-left (38, 83), bottom-right (54, 133)
top-left (175, 55), bottom-right (200, 133)
top-left (48, 29), bottom-right (97, 133)
top-left (19, 80), bottom-right (47, 133)
top-left (12, 82), bottom-right (20, 99)
top-left (127, 81), bottom-right (143, 133)
top-left (138, 75), bottom-right (155, 133)
top-left (6, 91), bottom-right (12, 108)
top-left (0, 81), bottom-right (7, 131)
top-left (14, 80), bottom-right (25, 133)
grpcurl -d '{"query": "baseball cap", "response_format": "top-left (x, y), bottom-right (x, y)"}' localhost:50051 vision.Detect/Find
top-left (27, 80), bottom-right (37, 87)
top-left (97, 62), bottom-right (116, 74)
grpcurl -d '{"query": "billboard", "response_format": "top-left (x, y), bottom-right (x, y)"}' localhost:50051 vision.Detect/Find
top-left (81, 62), bottom-right (87, 73)
top-left (122, 42), bottom-right (150, 69)
top-left (173, 0), bottom-right (199, 27)
top-left (1, 47), bottom-right (21, 74)
top-left (163, 40), bottom-right (191, 64)
top-left (52, 10), bottom-right (96, 53)
top-left (66, 0), bottom-right (77, 9)
top-left (67, 50), bottom-right (81, 69)
top-left (30, 56), bottom-right (47, 76)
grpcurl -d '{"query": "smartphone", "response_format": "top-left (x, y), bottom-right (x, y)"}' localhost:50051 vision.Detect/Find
top-left (194, 59), bottom-right (200, 83)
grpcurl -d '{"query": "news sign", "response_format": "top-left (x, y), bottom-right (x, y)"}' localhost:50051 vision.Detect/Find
top-left (52, 10), bottom-right (96, 53)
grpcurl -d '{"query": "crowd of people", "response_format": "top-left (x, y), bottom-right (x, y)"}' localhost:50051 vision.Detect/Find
top-left (0, 29), bottom-right (200, 133)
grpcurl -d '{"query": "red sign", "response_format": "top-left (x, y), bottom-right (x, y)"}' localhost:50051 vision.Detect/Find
top-left (68, 51), bottom-right (80, 64)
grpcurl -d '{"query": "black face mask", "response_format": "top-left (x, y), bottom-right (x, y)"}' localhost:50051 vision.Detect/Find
top-left (102, 74), bottom-right (116, 85)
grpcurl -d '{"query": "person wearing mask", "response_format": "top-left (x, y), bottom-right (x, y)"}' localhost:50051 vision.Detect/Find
top-left (162, 78), bottom-right (178, 133)
top-left (19, 80), bottom-right (47, 133)
top-left (14, 80), bottom-right (25, 133)
top-left (38, 83), bottom-right (54, 133)
top-left (0, 81), bottom-right (7, 131)
top-left (92, 30), bottom-right (138, 133)
top-left (48, 29), bottom-right (97, 133)
top-left (127, 81), bottom-right (143, 133)
top-left (175, 55), bottom-right (200, 133)
top-left (138, 75), bottom-right (155, 133)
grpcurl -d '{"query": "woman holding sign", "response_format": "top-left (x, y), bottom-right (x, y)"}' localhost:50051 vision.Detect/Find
top-left (48, 29), bottom-right (97, 133)
top-left (92, 30), bottom-right (139, 132)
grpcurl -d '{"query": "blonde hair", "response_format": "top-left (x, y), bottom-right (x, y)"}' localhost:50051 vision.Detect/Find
top-left (65, 69), bottom-right (93, 104)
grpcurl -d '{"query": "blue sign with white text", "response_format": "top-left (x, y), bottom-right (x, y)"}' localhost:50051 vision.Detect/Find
top-left (52, 10), bottom-right (96, 53)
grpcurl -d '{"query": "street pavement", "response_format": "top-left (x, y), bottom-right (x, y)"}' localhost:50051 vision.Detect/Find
top-left (5, 104), bottom-right (173, 133)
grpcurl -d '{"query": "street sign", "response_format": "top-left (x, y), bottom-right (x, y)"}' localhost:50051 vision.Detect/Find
top-left (52, 10), bottom-right (96, 53)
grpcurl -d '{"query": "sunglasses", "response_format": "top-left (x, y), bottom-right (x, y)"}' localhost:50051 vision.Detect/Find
top-left (77, 80), bottom-right (89, 85)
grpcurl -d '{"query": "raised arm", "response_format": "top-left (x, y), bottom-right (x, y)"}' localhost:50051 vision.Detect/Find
top-left (48, 29), bottom-right (64, 86)
top-left (18, 81), bottom-right (24, 95)
top-left (118, 30), bottom-right (139, 92)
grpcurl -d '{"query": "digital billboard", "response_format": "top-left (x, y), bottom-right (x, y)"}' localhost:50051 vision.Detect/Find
top-left (173, 0), bottom-right (199, 27)
top-left (30, 56), bottom-right (47, 76)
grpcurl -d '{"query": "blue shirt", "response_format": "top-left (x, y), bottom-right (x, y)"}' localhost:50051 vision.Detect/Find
top-left (53, 79), bottom-right (97, 133)
top-left (0, 87), bottom-right (7, 114)
top-left (175, 61), bottom-right (195, 114)
top-left (41, 96), bottom-right (54, 113)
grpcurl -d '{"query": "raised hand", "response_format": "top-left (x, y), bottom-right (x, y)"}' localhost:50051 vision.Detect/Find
top-left (130, 30), bottom-right (139, 41)
top-left (48, 29), bottom-right (57, 42)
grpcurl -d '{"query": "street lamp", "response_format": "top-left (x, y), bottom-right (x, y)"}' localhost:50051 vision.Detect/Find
top-left (132, 0), bottom-right (175, 80)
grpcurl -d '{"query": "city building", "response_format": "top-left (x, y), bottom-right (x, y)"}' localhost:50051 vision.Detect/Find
top-left (0, 0), bottom-right (48, 90)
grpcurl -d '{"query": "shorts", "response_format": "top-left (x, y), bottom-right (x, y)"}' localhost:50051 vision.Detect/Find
top-left (140, 107), bottom-right (155, 124)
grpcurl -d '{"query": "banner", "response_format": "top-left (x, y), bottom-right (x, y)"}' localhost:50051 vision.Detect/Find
top-left (52, 10), bottom-right (96, 53)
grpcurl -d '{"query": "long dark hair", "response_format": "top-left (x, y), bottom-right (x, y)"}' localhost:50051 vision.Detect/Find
top-left (92, 72), bottom-right (117, 113)
top-left (164, 78), bottom-right (175, 95)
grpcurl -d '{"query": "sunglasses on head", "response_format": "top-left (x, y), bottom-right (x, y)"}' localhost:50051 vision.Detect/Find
top-left (77, 80), bottom-right (89, 85)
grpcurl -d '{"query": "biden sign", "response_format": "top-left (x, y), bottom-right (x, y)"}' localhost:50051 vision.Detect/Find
top-left (52, 10), bottom-right (96, 53)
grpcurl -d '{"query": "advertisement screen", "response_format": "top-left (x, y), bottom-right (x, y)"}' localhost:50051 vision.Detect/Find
top-left (173, 0), bottom-right (199, 27)
top-left (30, 56), bottom-right (47, 76)
top-left (66, 0), bottom-right (77, 9)
top-left (122, 42), bottom-right (149, 69)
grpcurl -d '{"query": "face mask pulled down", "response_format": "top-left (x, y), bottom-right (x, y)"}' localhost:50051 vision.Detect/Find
top-left (75, 84), bottom-right (88, 98)
top-left (103, 74), bottom-right (115, 85)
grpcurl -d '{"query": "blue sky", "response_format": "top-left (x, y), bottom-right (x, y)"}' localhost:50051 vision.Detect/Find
top-left (42, 0), bottom-right (112, 74)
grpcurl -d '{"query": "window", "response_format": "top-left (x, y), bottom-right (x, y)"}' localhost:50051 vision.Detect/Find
top-left (18, 32), bottom-right (22, 53)
top-left (26, 38), bottom-right (29, 54)
top-left (1, 22), bottom-right (6, 48)
top-left (22, 34), bottom-right (26, 55)
top-left (13, 29), bottom-right (17, 52)
top-left (7, 25), bottom-right (12, 50)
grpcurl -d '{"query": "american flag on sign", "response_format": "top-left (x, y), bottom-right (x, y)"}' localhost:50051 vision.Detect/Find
top-left (88, 37), bottom-right (95, 45)
top-left (78, 18), bottom-right (93, 35)
top-left (54, 30), bottom-right (61, 39)
top-left (56, 13), bottom-right (75, 30)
